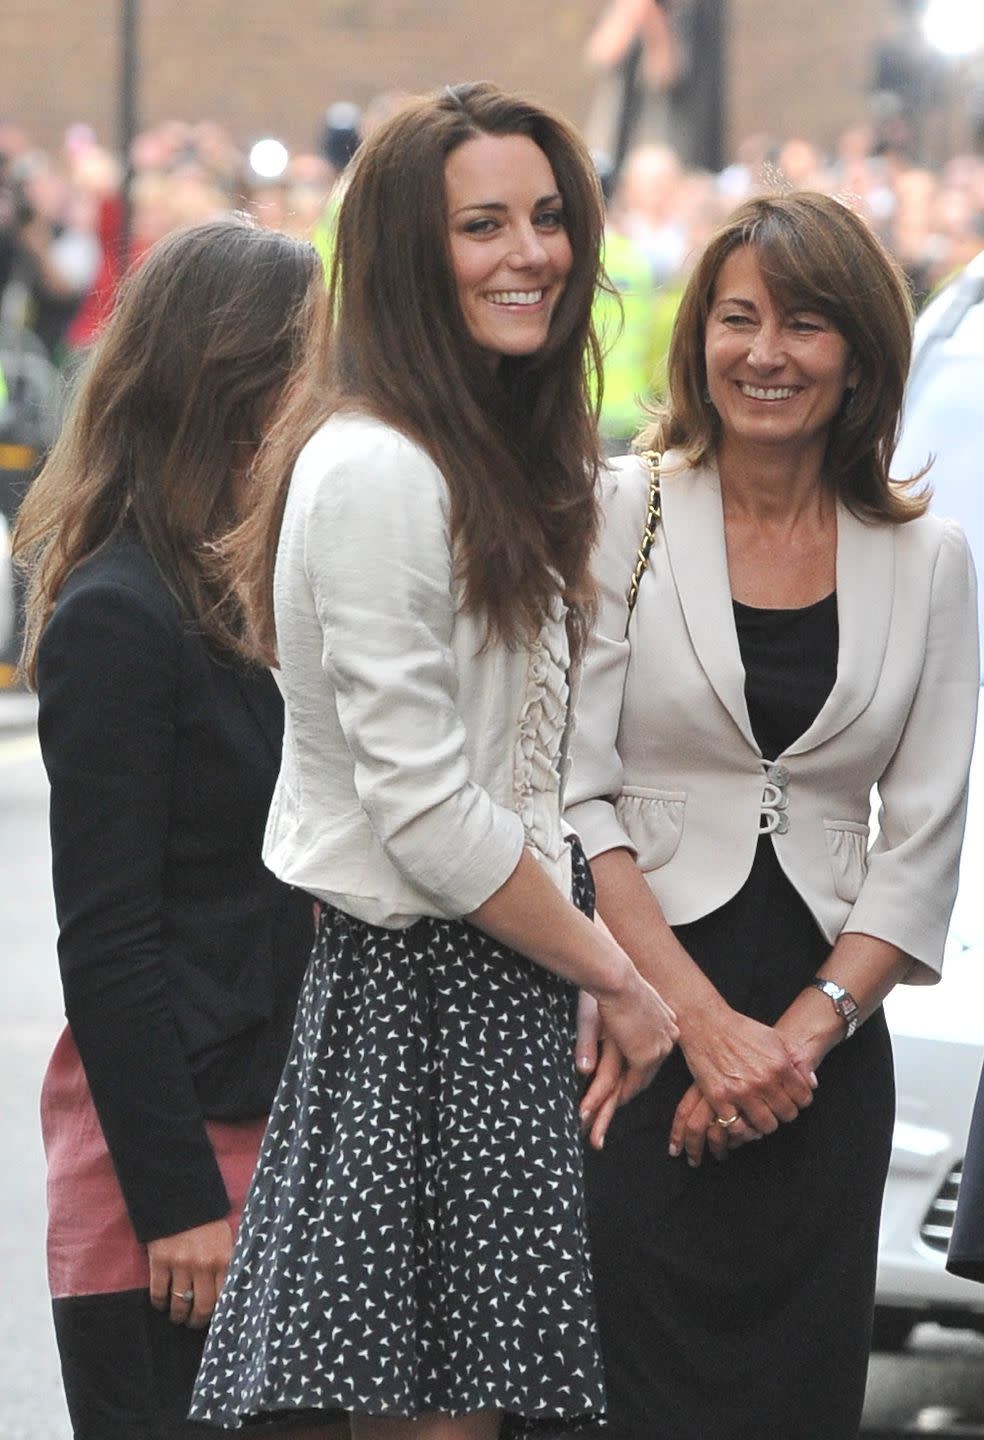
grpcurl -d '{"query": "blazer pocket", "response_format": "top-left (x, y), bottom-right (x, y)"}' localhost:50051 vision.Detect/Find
top-left (615, 785), bottom-right (687, 871)
top-left (823, 820), bottom-right (870, 903)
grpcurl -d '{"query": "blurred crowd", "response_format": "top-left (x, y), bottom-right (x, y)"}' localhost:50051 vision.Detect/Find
top-left (0, 98), bottom-right (982, 401)
top-left (591, 124), bottom-right (984, 444)
top-left (0, 114), bottom-right (339, 367)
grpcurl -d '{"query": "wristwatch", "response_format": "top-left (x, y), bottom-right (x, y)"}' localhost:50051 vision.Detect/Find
top-left (810, 978), bottom-right (860, 1039)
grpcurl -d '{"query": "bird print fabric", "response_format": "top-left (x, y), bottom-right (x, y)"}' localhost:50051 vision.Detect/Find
top-left (190, 843), bottom-right (605, 1429)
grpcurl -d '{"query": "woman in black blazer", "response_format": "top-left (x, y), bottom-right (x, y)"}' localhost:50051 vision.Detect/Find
top-left (949, 1074), bottom-right (984, 1283)
top-left (13, 218), bottom-right (338, 1439)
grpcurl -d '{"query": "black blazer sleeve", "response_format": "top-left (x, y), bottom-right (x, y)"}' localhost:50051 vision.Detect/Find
top-left (948, 1063), bottom-right (984, 1282)
top-left (37, 570), bottom-right (230, 1243)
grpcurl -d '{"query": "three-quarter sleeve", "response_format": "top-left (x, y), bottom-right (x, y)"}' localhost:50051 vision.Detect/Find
top-left (38, 579), bottom-right (229, 1241)
top-left (299, 431), bottom-right (525, 914)
top-left (845, 520), bottom-right (980, 978)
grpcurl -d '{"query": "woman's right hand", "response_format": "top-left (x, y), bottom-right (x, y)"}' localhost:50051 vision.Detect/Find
top-left (677, 1005), bottom-right (816, 1141)
top-left (594, 962), bottom-right (679, 1104)
top-left (147, 1218), bottom-right (233, 1330)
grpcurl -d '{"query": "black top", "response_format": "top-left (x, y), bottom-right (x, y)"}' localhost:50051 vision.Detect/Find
top-left (37, 530), bottom-right (313, 1242)
top-left (733, 591), bottom-right (839, 757)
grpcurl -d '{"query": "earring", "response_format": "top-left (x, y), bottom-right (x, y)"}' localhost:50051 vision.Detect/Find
top-left (702, 387), bottom-right (712, 404)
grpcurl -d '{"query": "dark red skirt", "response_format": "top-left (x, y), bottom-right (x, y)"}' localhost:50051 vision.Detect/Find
top-left (41, 1025), bottom-right (267, 1299)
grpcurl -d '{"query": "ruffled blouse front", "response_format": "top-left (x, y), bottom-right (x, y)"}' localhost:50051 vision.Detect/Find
top-left (513, 598), bottom-right (572, 893)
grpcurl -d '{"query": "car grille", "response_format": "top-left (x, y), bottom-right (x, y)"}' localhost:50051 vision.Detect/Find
top-left (920, 1162), bottom-right (963, 1252)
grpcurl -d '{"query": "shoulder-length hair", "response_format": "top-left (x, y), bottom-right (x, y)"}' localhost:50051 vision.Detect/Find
top-left (641, 190), bottom-right (929, 523)
top-left (234, 81), bottom-right (606, 664)
top-left (14, 216), bottom-right (322, 687)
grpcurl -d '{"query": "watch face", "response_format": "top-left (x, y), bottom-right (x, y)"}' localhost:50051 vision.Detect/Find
top-left (813, 979), bottom-right (859, 1029)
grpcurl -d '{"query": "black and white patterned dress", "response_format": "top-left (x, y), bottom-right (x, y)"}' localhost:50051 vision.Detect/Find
top-left (190, 630), bottom-right (606, 1430)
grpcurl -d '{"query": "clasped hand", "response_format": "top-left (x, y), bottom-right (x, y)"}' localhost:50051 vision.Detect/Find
top-left (669, 1011), bottom-right (818, 1166)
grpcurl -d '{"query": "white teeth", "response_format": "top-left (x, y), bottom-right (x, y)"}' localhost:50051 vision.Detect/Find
top-left (739, 383), bottom-right (798, 400)
top-left (486, 289), bottom-right (544, 306)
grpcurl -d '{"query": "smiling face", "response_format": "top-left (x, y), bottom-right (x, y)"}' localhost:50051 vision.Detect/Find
top-left (704, 245), bottom-right (859, 461)
top-left (445, 132), bottom-right (574, 365)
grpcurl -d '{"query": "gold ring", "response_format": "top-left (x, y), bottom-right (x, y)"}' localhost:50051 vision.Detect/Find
top-left (714, 1113), bottom-right (740, 1127)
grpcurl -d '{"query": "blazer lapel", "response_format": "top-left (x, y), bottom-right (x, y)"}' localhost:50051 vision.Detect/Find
top-left (662, 461), bottom-right (895, 758)
top-left (784, 504), bottom-right (895, 755)
top-left (661, 459), bottom-right (759, 750)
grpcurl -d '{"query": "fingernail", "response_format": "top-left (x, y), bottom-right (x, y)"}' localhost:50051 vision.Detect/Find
top-left (668, 1142), bottom-right (680, 1158)
top-left (577, 1054), bottom-right (592, 1071)
top-left (686, 1155), bottom-right (698, 1168)
top-left (809, 1071), bottom-right (818, 1088)
top-left (579, 1105), bottom-right (592, 1122)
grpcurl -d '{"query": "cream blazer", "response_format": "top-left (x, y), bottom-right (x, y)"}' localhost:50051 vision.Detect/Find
top-left (566, 451), bottom-right (980, 982)
top-left (265, 413), bottom-right (575, 928)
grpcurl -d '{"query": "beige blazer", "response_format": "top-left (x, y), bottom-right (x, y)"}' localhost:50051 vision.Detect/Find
top-left (266, 413), bottom-right (575, 928)
top-left (566, 451), bottom-right (980, 982)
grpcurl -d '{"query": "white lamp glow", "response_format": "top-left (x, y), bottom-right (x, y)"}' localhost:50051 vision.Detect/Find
top-left (249, 138), bottom-right (289, 180)
top-left (923, 0), bottom-right (984, 58)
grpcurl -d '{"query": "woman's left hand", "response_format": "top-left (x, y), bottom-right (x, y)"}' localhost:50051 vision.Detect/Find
top-left (669, 1081), bottom-right (765, 1167)
top-left (147, 1218), bottom-right (234, 1329)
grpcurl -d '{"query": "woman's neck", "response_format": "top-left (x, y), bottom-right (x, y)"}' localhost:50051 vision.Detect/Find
top-left (716, 435), bottom-right (830, 528)
top-left (715, 436), bottom-right (837, 608)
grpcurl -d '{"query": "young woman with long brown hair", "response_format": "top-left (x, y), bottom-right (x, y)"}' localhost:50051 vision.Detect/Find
top-left (188, 83), bottom-right (677, 1440)
top-left (14, 217), bottom-right (339, 1440)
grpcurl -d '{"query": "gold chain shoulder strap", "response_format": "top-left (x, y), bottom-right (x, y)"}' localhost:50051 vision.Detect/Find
top-left (625, 449), bottom-right (662, 628)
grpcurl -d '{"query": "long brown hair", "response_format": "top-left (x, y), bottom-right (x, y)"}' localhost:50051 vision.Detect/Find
top-left (233, 82), bottom-right (606, 663)
top-left (641, 190), bottom-right (929, 522)
top-left (14, 216), bottom-right (322, 687)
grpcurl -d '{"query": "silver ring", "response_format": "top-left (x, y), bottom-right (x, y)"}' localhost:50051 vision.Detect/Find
top-left (173, 1288), bottom-right (194, 1304)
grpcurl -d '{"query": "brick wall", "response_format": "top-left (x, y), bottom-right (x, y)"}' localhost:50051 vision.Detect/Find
top-left (3, 0), bottom-right (896, 161)
top-left (729, 0), bottom-right (895, 149)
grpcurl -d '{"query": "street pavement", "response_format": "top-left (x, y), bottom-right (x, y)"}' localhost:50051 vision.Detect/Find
top-left (865, 1329), bottom-right (984, 1435)
top-left (1, 695), bottom-right (70, 1440)
top-left (1, 688), bottom-right (982, 1439)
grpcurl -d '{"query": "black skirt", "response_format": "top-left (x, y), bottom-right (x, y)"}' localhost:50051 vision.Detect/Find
top-left (582, 839), bottom-right (894, 1440)
top-left (190, 844), bottom-right (605, 1428)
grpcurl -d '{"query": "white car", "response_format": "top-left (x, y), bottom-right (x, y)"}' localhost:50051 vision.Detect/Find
top-left (873, 249), bottom-right (984, 1349)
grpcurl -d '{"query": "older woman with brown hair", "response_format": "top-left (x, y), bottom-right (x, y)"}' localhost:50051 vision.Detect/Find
top-left (569, 191), bottom-right (979, 1439)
